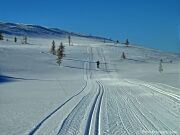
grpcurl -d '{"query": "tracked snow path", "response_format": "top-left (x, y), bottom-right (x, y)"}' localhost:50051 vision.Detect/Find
top-left (57, 80), bottom-right (104, 135)
top-left (2, 37), bottom-right (180, 135)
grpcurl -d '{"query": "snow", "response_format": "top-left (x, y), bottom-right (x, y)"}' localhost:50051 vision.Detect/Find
top-left (0, 33), bottom-right (180, 135)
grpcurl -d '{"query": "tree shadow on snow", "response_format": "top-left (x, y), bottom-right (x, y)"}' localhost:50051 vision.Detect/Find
top-left (0, 75), bottom-right (36, 83)
top-left (0, 75), bottom-right (16, 83)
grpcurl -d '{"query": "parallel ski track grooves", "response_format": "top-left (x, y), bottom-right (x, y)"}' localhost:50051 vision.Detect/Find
top-left (28, 82), bottom-right (87, 135)
top-left (106, 89), bottom-right (129, 135)
top-left (117, 87), bottom-right (162, 134)
top-left (57, 81), bottom-right (104, 135)
top-left (114, 89), bottom-right (137, 135)
top-left (57, 93), bottom-right (92, 135)
top-left (83, 81), bottom-right (104, 135)
top-left (120, 84), bottom-right (177, 135)
top-left (126, 80), bottom-right (180, 102)
top-left (29, 47), bottom-right (92, 135)
top-left (94, 81), bottom-right (104, 135)
top-left (118, 89), bottom-right (161, 135)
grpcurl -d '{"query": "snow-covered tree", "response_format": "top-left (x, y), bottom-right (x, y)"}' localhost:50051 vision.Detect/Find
top-left (50, 40), bottom-right (56, 55)
top-left (159, 59), bottom-right (163, 73)
top-left (0, 33), bottom-right (3, 40)
top-left (121, 52), bottom-right (126, 59)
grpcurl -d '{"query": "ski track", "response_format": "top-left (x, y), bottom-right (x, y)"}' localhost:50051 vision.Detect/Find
top-left (105, 88), bottom-right (129, 135)
top-left (125, 79), bottom-right (180, 102)
top-left (25, 45), bottom-right (180, 135)
top-left (29, 47), bottom-right (92, 135)
top-left (28, 81), bottom-right (87, 135)
top-left (57, 81), bottom-right (104, 135)
top-left (123, 81), bottom-right (178, 135)
top-left (94, 81), bottom-right (104, 135)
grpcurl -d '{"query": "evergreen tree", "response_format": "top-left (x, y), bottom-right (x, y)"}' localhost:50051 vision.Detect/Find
top-left (50, 40), bottom-right (56, 55)
top-left (56, 42), bottom-right (65, 66)
top-left (0, 33), bottom-right (3, 40)
top-left (14, 37), bottom-right (17, 42)
top-left (60, 42), bottom-right (64, 53)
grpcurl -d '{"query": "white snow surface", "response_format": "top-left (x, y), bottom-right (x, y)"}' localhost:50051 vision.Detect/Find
top-left (0, 35), bottom-right (180, 135)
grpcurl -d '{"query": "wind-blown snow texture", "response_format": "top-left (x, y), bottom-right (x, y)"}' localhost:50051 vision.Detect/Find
top-left (0, 23), bottom-right (180, 135)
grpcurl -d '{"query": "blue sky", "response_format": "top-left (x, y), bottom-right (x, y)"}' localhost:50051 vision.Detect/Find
top-left (0, 0), bottom-right (179, 52)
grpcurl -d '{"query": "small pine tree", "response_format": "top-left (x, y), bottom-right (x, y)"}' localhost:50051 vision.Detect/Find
top-left (14, 37), bottom-right (17, 42)
top-left (60, 42), bottom-right (64, 53)
top-left (121, 52), bottom-right (126, 59)
top-left (159, 60), bottom-right (163, 73)
top-left (56, 47), bottom-right (62, 66)
top-left (125, 39), bottom-right (129, 46)
top-left (0, 33), bottom-right (3, 40)
top-left (50, 40), bottom-right (56, 55)
top-left (56, 42), bottom-right (65, 66)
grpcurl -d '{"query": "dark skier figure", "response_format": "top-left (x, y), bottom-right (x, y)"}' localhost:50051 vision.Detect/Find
top-left (96, 61), bottom-right (100, 68)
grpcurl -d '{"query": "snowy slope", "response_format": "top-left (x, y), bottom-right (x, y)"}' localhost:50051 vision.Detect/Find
top-left (0, 24), bottom-right (180, 135)
top-left (0, 22), bottom-right (111, 41)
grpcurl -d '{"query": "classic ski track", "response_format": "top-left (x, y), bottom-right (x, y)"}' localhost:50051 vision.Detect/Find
top-left (94, 81), bottom-right (104, 135)
top-left (125, 79), bottom-right (180, 102)
top-left (56, 47), bottom-right (95, 135)
top-left (156, 83), bottom-right (180, 91)
top-left (128, 97), bottom-right (162, 135)
top-left (121, 83), bottom-right (177, 134)
top-left (57, 93), bottom-right (92, 135)
top-left (29, 46), bottom-right (92, 135)
top-left (115, 89), bottom-right (150, 134)
top-left (137, 96), bottom-right (178, 135)
top-left (106, 89), bottom-right (130, 135)
top-left (28, 81), bottom-right (88, 135)
top-left (115, 87), bottom-right (161, 134)
top-left (57, 81), bottom-right (104, 135)
top-left (114, 89), bottom-right (137, 135)
top-left (144, 91), bottom-right (180, 118)
top-left (152, 95), bottom-right (180, 118)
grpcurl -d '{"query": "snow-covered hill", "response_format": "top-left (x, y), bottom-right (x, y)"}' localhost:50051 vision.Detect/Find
top-left (0, 22), bottom-right (111, 41)
top-left (0, 23), bottom-right (180, 135)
